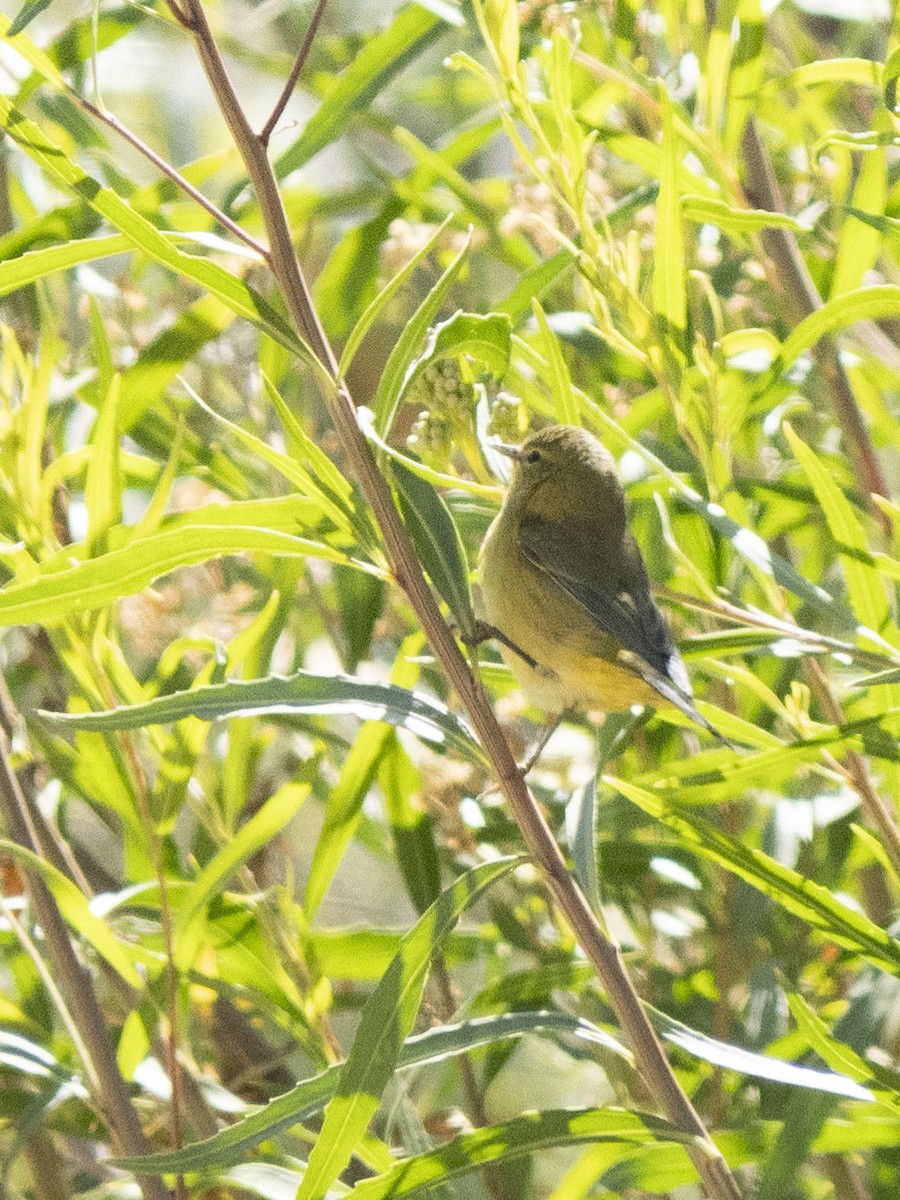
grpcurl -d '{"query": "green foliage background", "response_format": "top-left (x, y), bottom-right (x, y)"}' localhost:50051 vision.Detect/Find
top-left (2, 1), bottom-right (900, 1197)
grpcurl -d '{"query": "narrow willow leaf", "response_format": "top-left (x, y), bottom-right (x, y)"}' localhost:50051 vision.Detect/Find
top-left (783, 422), bottom-right (896, 649)
top-left (391, 458), bottom-right (476, 638)
top-left (116, 295), bottom-right (237, 433)
top-left (7, 0), bottom-right (53, 37)
top-left (606, 776), bottom-right (900, 972)
top-left (831, 146), bottom-right (886, 296)
top-left (274, 7), bottom-right (446, 179)
top-left (304, 721), bottom-right (394, 921)
top-left (371, 236), bottom-right (471, 438)
top-left (651, 1008), bottom-right (874, 1101)
top-left (380, 734), bottom-right (442, 915)
top-left (260, 375), bottom-right (356, 512)
top-left (38, 672), bottom-right (486, 765)
top-left (0, 234), bottom-right (130, 296)
top-left (759, 57), bottom-right (882, 96)
top-left (0, 526), bottom-right (360, 628)
top-left (779, 285), bottom-right (900, 369)
top-left (675, 492), bottom-right (836, 613)
top-left (304, 640), bottom-right (421, 920)
top-left (682, 195), bottom-right (812, 235)
top-left (408, 310), bottom-right (512, 387)
top-left (652, 84), bottom-right (686, 345)
top-left (340, 216), bottom-right (454, 376)
top-left (294, 859), bottom-right (518, 1200)
top-left (531, 300), bottom-right (579, 425)
top-left (0, 840), bottom-right (142, 987)
top-left (173, 785), bottom-right (310, 971)
top-left (182, 380), bottom-right (354, 535)
top-left (85, 373), bottom-right (122, 553)
top-left (497, 246), bottom-right (576, 319)
top-left (0, 98), bottom-right (319, 369)
top-left (347, 1108), bottom-right (689, 1200)
top-left (786, 994), bottom-right (876, 1088)
top-left (566, 774), bottom-right (601, 915)
top-left (358, 408), bottom-right (502, 501)
top-left (112, 1011), bottom-right (624, 1174)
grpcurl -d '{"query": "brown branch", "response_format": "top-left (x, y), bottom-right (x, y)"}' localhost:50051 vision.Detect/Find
top-left (741, 120), bottom-right (891, 534)
top-left (259, 0), bottom-right (330, 147)
top-left (0, 715), bottom-right (171, 1200)
top-left (161, 5), bottom-right (744, 1196)
top-left (75, 95), bottom-right (269, 261)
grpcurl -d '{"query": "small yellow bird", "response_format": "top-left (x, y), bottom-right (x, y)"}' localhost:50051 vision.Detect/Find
top-left (478, 424), bottom-right (725, 742)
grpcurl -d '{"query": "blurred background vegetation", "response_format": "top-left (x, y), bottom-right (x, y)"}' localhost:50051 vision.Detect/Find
top-left (3, 0), bottom-right (900, 1197)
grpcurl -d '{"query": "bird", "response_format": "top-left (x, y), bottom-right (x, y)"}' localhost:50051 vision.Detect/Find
top-left (477, 423), bottom-right (728, 745)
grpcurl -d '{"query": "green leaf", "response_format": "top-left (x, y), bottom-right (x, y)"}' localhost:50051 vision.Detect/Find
top-left (182, 379), bottom-right (355, 535)
top-left (606, 776), bottom-right (900, 972)
top-left (38, 672), bottom-right (486, 765)
top-left (0, 840), bottom-right (142, 988)
top-left (339, 216), bottom-right (455, 376)
top-left (112, 1010), bottom-right (623, 1173)
top-left (347, 1109), bottom-right (689, 1200)
top-left (778, 285), bottom-right (900, 369)
top-left (682, 195), bottom-right (812, 235)
top-left (274, 7), bottom-right (447, 179)
top-left (84, 373), bottom-right (122, 553)
top-left (786, 994), bottom-right (876, 1088)
top-left (391, 457), bottom-right (476, 638)
top-left (567, 774), bottom-right (601, 915)
top-left (531, 301), bottom-right (579, 424)
top-left (315, 195), bottom-right (405, 342)
top-left (783, 422), bottom-right (897, 650)
top-left (0, 98), bottom-right (319, 369)
top-left (759, 58), bottom-right (883, 96)
top-left (831, 146), bottom-right (886, 296)
top-left (0, 522), bottom-right (360, 628)
top-left (304, 722), bottom-right (394, 920)
top-left (0, 234), bottom-right (130, 296)
top-left (371, 236), bottom-right (471, 437)
top-left (380, 735), bottom-right (442, 915)
top-left (651, 1008), bottom-right (874, 1102)
top-left (415, 310), bottom-right (512, 383)
top-left (304, 641), bottom-right (421, 920)
top-left (174, 785), bottom-right (309, 970)
top-left (675, 492), bottom-right (836, 613)
top-left (294, 858), bottom-right (518, 1200)
top-left (7, 0), bottom-right (53, 37)
top-left (652, 84), bottom-right (686, 344)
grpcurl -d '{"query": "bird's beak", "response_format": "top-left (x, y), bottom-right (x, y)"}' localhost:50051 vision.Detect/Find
top-left (491, 442), bottom-right (521, 460)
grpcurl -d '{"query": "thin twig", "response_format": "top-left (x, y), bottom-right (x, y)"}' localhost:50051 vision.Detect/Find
top-left (172, 4), bottom-right (744, 1196)
top-left (0, 714), bottom-right (171, 1200)
top-left (259, 0), bottom-right (330, 147)
top-left (76, 94), bottom-right (269, 261)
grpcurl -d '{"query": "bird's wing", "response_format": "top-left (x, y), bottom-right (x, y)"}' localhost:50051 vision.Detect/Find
top-left (518, 513), bottom-right (733, 746)
top-left (517, 512), bottom-right (678, 680)
top-left (518, 511), bottom-right (734, 744)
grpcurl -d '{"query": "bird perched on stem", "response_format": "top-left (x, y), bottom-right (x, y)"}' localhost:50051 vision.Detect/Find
top-left (477, 424), bottom-right (729, 746)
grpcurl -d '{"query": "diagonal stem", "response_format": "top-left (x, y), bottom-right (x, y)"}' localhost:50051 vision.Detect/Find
top-left (165, 5), bottom-right (744, 1195)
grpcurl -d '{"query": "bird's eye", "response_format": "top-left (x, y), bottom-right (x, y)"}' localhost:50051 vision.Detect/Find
top-left (526, 449), bottom-right (542, 464)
